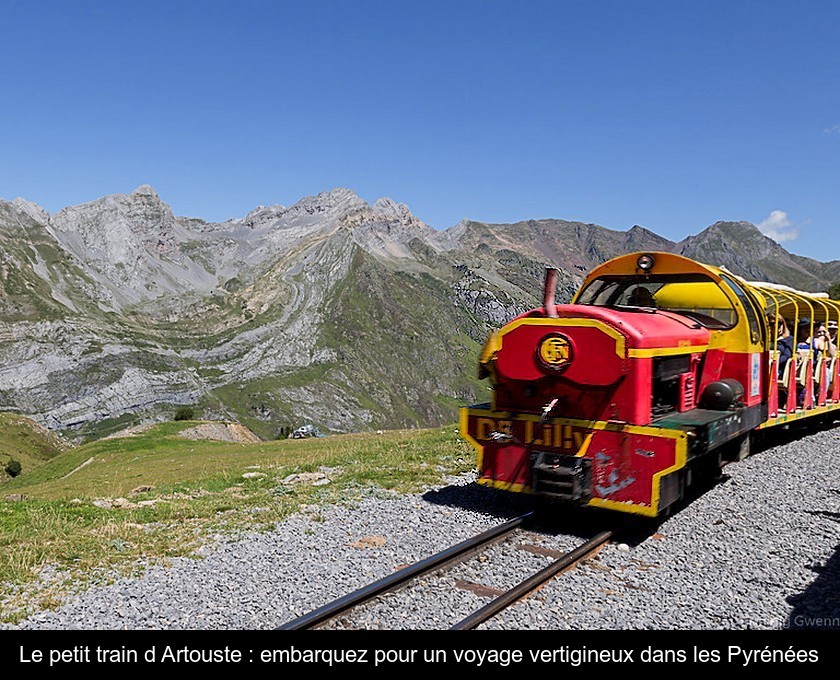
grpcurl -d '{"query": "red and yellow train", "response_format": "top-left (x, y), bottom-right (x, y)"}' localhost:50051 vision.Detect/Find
top-left (461, 252), bottom-right (840, 517)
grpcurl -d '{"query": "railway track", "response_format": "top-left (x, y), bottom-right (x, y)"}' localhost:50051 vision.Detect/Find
top-left (276, 512), bottom-right (619, 630)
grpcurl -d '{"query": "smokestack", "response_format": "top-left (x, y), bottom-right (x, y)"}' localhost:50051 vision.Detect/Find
top-left (543, 267), bottom-right (558, 318)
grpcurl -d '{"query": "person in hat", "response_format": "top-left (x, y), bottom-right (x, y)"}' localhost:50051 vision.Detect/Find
top-left (795, 317), bottom-right (813, 359)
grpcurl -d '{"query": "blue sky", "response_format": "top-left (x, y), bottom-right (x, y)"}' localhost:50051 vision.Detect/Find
top-left (2, 0), bottom-right (839, 262)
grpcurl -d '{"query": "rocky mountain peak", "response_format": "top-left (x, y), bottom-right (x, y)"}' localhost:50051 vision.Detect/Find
top-left (309, 187), bottom-right (365, 210)
top-left (42, 187), bottom-right (218, 307)
top-left (678, 220), bottom-right (782, 259)
top-left (276, 188), bottom-right (367, 225)
top-left (372, 196), bottom-right (432, 233)
top-left (622, 224), bottom-right (675, 251)
top-left (130, 184), bottom-right (160, 199)
top-left (675, 219), bottom-right (823, 285)
top-left (241, 204), bottom-right (287, 229)
top-left (372, 196), bottom-right (411, 221)
top-left (707, 220), bottom-right (766, 237)
top-left (50, 188), bottom-right (175, 246)
top-left (627, 224), bottom-right (654, 237)
top-left (10, 198), bottom-right (50, 225)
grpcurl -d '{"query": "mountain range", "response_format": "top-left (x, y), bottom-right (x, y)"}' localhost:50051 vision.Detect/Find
top-left (1, 185), bottom-right (837, 439)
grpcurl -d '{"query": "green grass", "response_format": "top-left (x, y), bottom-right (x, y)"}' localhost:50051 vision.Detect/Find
top-left (0, 421), bottom-right (474, 622)
top-left (0, 413), bottom-right (70, 478)
top-left (314, 248), bottom-right (489, 429)
top-left (68, 411), bottom-right (148, 443)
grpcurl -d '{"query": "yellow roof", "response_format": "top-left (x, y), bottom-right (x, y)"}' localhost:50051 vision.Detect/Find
top-left (576, 251), bottom-right (840, 326)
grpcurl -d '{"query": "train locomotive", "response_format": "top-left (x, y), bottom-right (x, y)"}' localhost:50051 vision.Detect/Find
top-left (461, 252), bottom-right (840, 517)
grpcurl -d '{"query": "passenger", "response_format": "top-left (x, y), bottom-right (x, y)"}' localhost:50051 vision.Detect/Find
top-left (793, 318), bottom-right (811, 405)
top-left (795, 317), bottom-right (814, 361)
top-left (794, 317), bottom-right (828, 405)
top-left (797, 318), bottom-right (836, 359)
top-left (814, 321), bottom-right (837, 359)
top-left (628, 286), bottom-right (656, 307)
top-left (769, 315), bottom-right (794, 406)
top-left (768, 315), bottom-right (793, 372)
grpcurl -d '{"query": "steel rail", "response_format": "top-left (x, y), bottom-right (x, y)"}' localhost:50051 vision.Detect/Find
top-left (276, 512), bottom-right (533, 630)
top-left (450, 528), bottom-right (615, 630)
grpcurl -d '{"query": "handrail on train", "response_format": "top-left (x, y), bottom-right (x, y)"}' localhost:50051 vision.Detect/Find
top-left (737, 276), bottom-right (840, 416)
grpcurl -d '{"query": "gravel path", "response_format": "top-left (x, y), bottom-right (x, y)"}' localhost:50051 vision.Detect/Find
top-left (6, 424), bottom-right (840, 630)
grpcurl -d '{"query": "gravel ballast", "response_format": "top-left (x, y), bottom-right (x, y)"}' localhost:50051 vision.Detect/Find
top-left (5, 425), bottom-right (839, 630)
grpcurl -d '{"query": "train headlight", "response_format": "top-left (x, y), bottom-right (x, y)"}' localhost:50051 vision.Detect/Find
top-left (637, 254), bottom-right (655, 272)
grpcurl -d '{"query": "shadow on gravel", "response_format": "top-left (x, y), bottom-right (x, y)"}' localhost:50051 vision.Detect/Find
top-left (422, 482), bottom-right (661, 544)
top-left (785, 542), bottom-right (840, 630)
top-left (422, 482), bottom-right (534, 521)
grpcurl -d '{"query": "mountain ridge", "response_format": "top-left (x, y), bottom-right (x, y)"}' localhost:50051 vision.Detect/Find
top-left (1, 185), bottom-right (837, 438)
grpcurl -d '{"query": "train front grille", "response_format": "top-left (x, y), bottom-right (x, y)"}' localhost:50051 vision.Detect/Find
top-left (530, 451), bottom-right (592, 501)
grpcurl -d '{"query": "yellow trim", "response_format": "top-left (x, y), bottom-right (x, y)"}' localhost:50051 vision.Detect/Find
top-left (497, 306), bottom-right (711, 360)
top-left (640, 428), bottom-right (687, 515)
top-left (476, 478), bottom-right (530, 494)
top-left (628, 345), bottom-right (709, 358)
top-left (759, 401), bottom-right (840, 429)
top-left (460, 406), bottom-right (485, 471)
top-left (460, 406), bottom-right (689, 516)
top-left (588, 498), bottom-right (658, 517)
top-left (463, 406), bottom-right (682, 437)
top-left (585, 424), bottom-right (687, 517)
top-left (479, 330), bottom-right (501, 365)
top-left (498, 317), bottom-right (627, 359)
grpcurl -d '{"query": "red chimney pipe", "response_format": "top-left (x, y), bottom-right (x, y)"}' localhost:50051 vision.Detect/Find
top-left (543, 267), bottom-right (558, 318)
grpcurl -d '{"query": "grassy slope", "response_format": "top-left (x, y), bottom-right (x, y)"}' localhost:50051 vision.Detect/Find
top-left (321, 249), bottom-right (488, 426)
top-left (0, 421), bottom-right (474, 622)
top-left (0, 413), bottom-right (70, 478)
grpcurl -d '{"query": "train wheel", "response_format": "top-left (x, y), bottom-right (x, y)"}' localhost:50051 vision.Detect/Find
top-left (693, 449), bottom-right (723, 481)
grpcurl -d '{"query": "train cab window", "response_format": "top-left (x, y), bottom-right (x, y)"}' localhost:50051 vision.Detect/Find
top-left (719, 273), bottom-right (762, 344)
top-left (577, 274), bottom-right (738, 330)
top-left (576, 279), bottom-right (616, 306)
